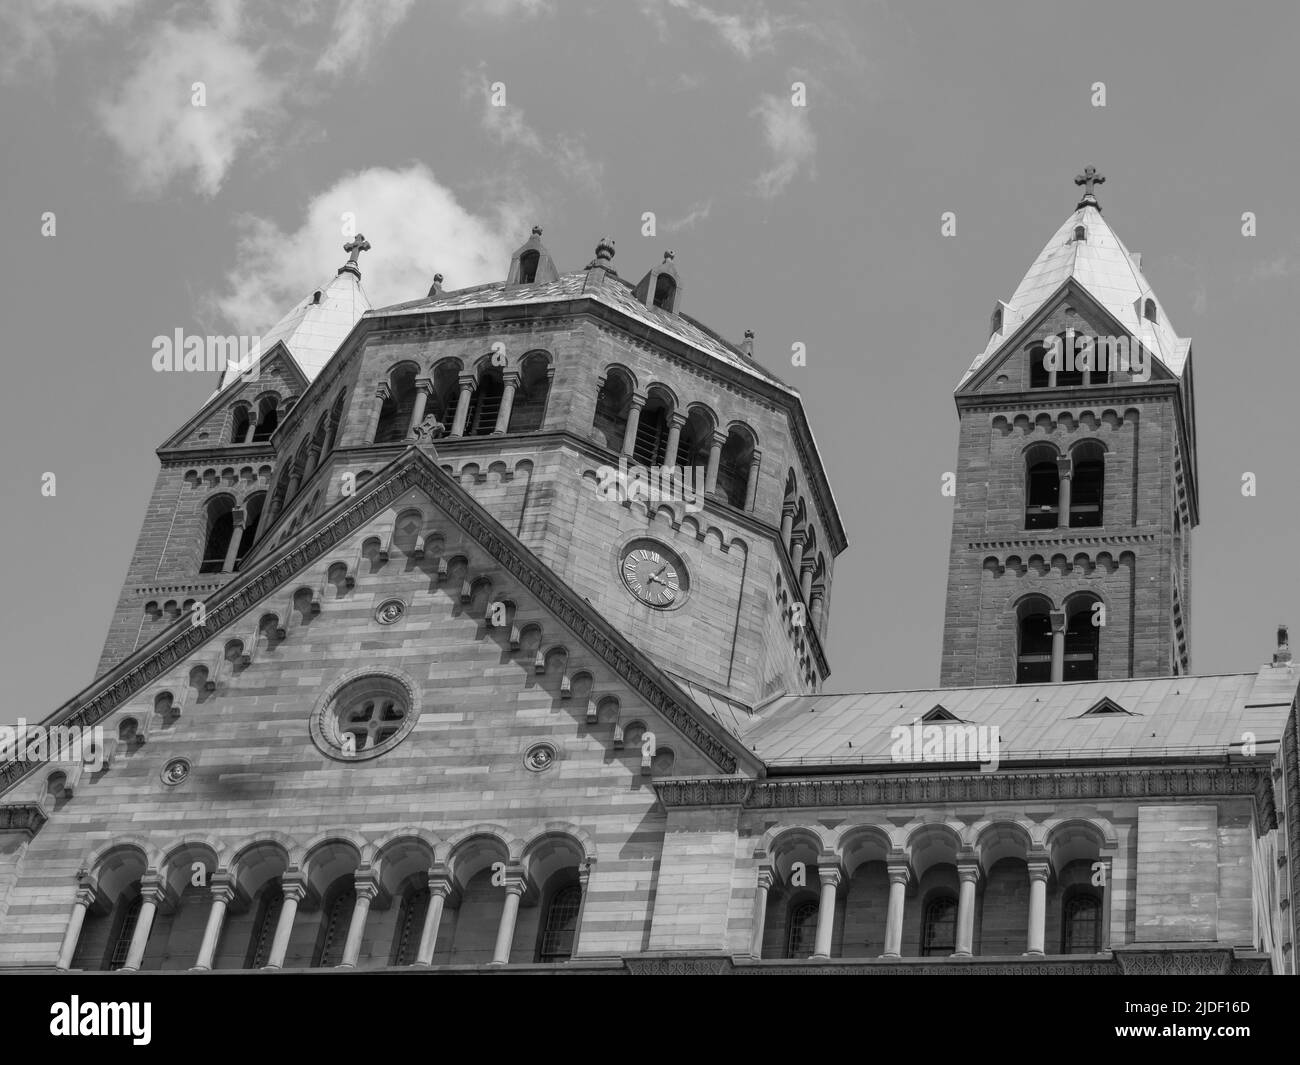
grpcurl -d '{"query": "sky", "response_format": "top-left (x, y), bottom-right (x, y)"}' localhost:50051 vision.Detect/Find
top-left (1, 0), bottom-right (1298, 727)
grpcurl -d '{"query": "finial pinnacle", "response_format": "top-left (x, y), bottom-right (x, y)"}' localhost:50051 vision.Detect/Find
top-left (1074, 166), bottom-right (1106, 210)
top-left (595, 236), bottom-right (615, 261)
top-left (663, 250), bottom-right (675, 263)
top-left (339, 233), bottom-right (372, 276)
top-left (531, 225), bottom-right (543, 237)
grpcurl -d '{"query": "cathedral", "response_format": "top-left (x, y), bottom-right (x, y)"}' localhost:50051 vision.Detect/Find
top-left (0, 174), bottom-right (1296, 976)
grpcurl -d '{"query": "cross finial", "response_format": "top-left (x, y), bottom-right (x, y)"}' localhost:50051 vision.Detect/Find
top-left (339, 233), bottom-right (371, 276)
top-left (1074, 166), bottom-right (1105, 208)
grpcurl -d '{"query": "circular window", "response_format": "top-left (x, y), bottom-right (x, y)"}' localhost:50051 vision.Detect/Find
top-left (161, 758), bottom-right (191, 786)
top-left (310, 670), bottom-right (421, 761)
top-left (374, 599), bottom-right (406, 625)
top-left (523, 741), bottom-right (557, 772)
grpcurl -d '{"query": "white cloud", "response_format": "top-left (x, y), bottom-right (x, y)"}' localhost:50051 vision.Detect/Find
top-left (96, 5), bottom-right (283, 197)
top-left (316, 0), bottom-right (415, 77)
top-left (664, 200), bottom-right (713, 232)
top-left (461, 0), bottom-right (554, 19)
top-left (646, 0), bottom-right (780, 59)
top-left (212, 164), bottom-right (529, 332)
top-left (752, 92), bottom-right (815, 198)
top-left (0, 0), bottom-right (143, 79)
top-left (465, 68), bottom-right (604, 192)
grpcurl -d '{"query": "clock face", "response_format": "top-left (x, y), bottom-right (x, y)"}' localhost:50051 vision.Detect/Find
top-left (620, 542), bottom-right (687, 608)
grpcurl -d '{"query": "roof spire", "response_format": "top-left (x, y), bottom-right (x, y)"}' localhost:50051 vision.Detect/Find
top-left (1074, 165), bottom-right (1105, 210)
top-left (339, 233), bottom-right (371, 277)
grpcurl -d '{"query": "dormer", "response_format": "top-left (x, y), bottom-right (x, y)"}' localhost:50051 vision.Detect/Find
top-left (634, 251), bottom-right (683, 313)
top-left (506, 226), bottom-right (560, 285)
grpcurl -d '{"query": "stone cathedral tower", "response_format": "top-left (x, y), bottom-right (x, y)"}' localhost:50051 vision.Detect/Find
top-left (940, 171), bottom-right (1197, 688)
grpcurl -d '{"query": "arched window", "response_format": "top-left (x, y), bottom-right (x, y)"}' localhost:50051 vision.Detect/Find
top-left (653, 274), bottom-right (676, 310)
top-left (245, 883), bottom-right (283, 968)
top-left (234, 492), bottom-right (266, 569)
top-left (990, 306), bottom-right (1003, 336)
top-left (518, 249), bottom-right (540, 284)
top-left (230, 405), bottom-right (252, 444)
top-left (632, 393), bottom-right (672, 467)
top-left (390, 884), bottom-right (430, 966)
top-left (1024, 445), bottom-right (1060, 529)
top-left (1028, 343), bottom-right (1051, 389)
top-left (537, 882), bottom-right (582, 962)
top-left (786, 899), bottom-right (819, 959)
top-left (314, 885), bottom-right (355, 967)
top-left (1017, 596), bottom-right (1054, 684)
top-left (1143, 298), bottom-right (1157, 323)
top-left (921, 894), bottom-right (958, 956)
top-left (375, 365), bottom-right (417, 443)
top-left (1074, 225), bottom-right (1086, 242)
top-left (509, 352), bottom-right (552, 433)
top-left (1061, 887), bottom-right (1102, 953)
top-left (251, 397), bottom-right (279, 443)
top-left (45, 771), bottom-right (69, 809)
top-left (717, 427), bottom-right (756, 509)
top-left (675, 407), bottom-right (713, 471)
top-left (1055, 332), bottom-right (1084, 387)
top-left (1064, 596), bottom-right (1101, 680)
top-left (592, 369), bottom-right (632, 451)
top-left (200, 496), bottom-right (237, 573)
top-left (1070, 443), bottom-right (1104, 527)
top-left (466, 365), bottom-right (504, 437)
top-left (106, 892), bottom-right (144, 970)
top-left (429, 361), bottom-right (461, 430)
top-left (325, 390), bottom-right (346, 453)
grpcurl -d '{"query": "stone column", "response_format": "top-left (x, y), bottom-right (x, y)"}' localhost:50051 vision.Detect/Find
top-left (449, 375), bottom-right (476, 437)
top-left (1056, 455), bottom-right (1073, 529)
top-left (243, 417), bottom-right (257, 444)
top-left (304, 441), bottom-right (322, 479)
top-left (338, 877), bottom-right (379, 968)
top-left (1050, 609), bottom-right (1067, 683)
top-left (780, 503), bottom-right (795, 549)
top-left (882, 863), bottom-right (910, 958)
top-left (222, 507), bottom-right (247, 573)
top-left (191, 874), bottom-right (235, 971)
top-left (621, 393), bottom-right (647, 458)
top-left (569, 862), bottom-right (593, 960)
top-left (800, 559), bottom-right (815, 602)
top-left (415, 875), bottom-right (453, 966)
top-left (810, 589), bottom-right (826, 634)
top-left (953, 861), bottom-right (979, 957)
top-left (663, 412), bottom-right (685, 470)
top-left (811, 865), bottom-right (841, 960)
top-left (744, 448), bottom-right (762, 512)
top-left (56, 884), bottom-right (98, 971)
top-left (490, 875), bottom-right (526, 966)
top-left (121, 874), bottom-right (167, 973)
top-left (749, 868), bottom-right (773, 958)
top-left (493, 371), bottom-right (520, 434)
top-left (788, 529), bottom-right (805, 577)
top-left (367, 383), bottom-right (390, 443)
top-left (1025, 858), bottom-right (1050, 956)
top-left (408, 377), bottom-right (433, 436)
top-left (704, 431), bottom-right (726, 496)
top-left (264, 876), bottom-right (306, 970)
top-left (1099, 855), bottom-right (1113, 951)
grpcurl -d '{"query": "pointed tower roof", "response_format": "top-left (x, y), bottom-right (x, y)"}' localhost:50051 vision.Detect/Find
top-left (216, 243), bottom-right (373, 393)
top-left (960, 173), bottom-right (1190, 387)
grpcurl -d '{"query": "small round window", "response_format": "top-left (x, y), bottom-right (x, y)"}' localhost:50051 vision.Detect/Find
top-left (311, 670), bottom-right (421, 761)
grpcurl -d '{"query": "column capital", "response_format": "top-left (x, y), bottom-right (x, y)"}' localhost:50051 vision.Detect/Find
top-left (1049, 609), bottom-right (1067, 633)
top-left (502, 873), bottom-right (528, 897)
top-left (756, 867), bottom-right (775, 891)
top-left (782, 500), bottom-right (797, 517)
top-left (500, 370), bottom-right (522, 389)
top-left (353, 876), bottom-right (381, 902)
top-left (816, 861), bottom-right (843, 890)
top-left (208, 872), bottom-right (237, 905)
top-left (280, 874), bottom-right (308, 904)
top-left (885, 861), bottom-right (912, 886)
top-left (1056, 454), bottom-right (1074, 478)
top-left (427, 872), bottom-right (455, 899)
top-left (788, 527), bottom-right (806, 547)
top-left (457, 373), bottom-right (478, 392)
top-left (668, 410), bottom-right (687, 428)
top-left (73, 883), bottom-right (99, 908)
top-left (138, 873), bottom-right (170, 906)
top-left (414, 376), bottom-right (434, 394)
top-left (374, 382), bottom-right (391, 401)
top-left (1027, 856), bottom-right (1052, 882)
top-left (749, 447), bottom-right (763, 463)
top-left (710, 429), bottom-right (728, 447)
top-left (628, 391), bottom-right (648, 410)
top-left (230, 506), bottom-right (247, 529)
top-left (957, 859), bottom-right (981, 883)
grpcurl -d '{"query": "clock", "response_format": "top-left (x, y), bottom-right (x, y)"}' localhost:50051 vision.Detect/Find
top-left (619, 540), bottom-right (688, 608)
